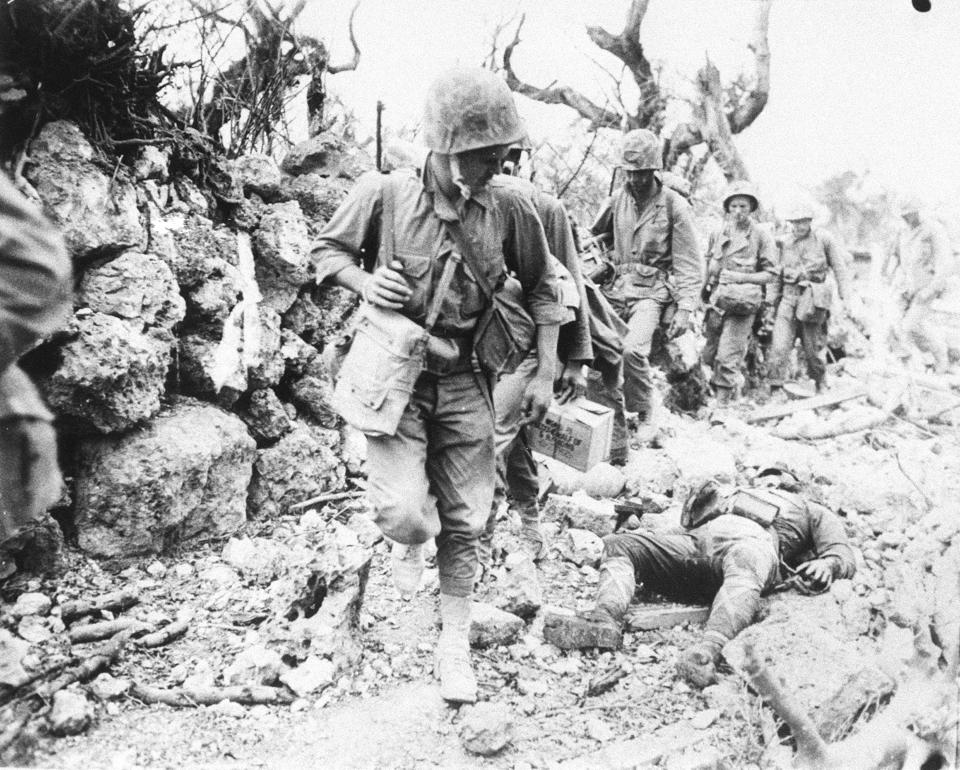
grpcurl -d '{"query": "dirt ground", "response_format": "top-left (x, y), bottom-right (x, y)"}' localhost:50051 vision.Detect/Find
top-left (7, 368), bottom-right (960, 770)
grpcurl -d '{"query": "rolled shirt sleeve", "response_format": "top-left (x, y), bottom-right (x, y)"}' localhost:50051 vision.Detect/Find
top-left (821, 230), bottom-right (851, 301)
top-left (0, 173), bottom-right (72, 373)
top-left (669, 195), bottom-right (703, 312)
top-left (311, 171), bottom-right (383, 284)
top-left (496, 188), bottom-right (565, 327)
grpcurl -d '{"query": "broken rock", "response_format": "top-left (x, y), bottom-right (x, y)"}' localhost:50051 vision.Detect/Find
top-left (663, 435), bottom-right (736, 487)
top-left (544, 494), bottom-right (616, 538)
top-left (241, 388), bottom-right (292, 444)
top-left (169, 215), bottom-right (239, 289)
top-left (279, 174), bottom-right (351, 234)
top-left (0, 629), bottom-right (31, 687)
top-left (582, 462), bottom-right (626, 498)
top-left (247, 423), bottom-right (345, 518)
top-left (48, 689), bottom-right (94, 736)
top-left (11, 592), bottom-right (52, 618)
top-left (77, 251), bottom-right (185, 333)
top-left (494, 553), bottom-right (543, 619)
top-left (469, 602), bottom-right (524, 648)
top-left (562, 528), bottom-right (604, 567)
top-left (41, 313), bottom-right (172, 433)
top-left (254, 201), bottom-right (311, 313)
top-left (542, 607), bottom-right (621, 651)
top-left (233, 153), bottom-right (282, 199)
top-left (90, 674), bottom-right (131, 701)
top-left (27, 121), bottom-right (144, 259)
top-left (459, 702), bottom-right (515, 756)
top-left (625, 604), bottom-right (710, 632)
top-left (75, 398), bottom-right (256, 558)
top-left (280, 133), bottom-right (369, 179)
top-left (224, 645), bottom-right (283, 686)
top-left (279, 656), bottom-right (335, 697)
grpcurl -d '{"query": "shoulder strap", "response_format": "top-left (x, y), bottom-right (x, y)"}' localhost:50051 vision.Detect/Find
top-left (379, 174), bottom-right (459, 335)
top-left (442, 218), bottom-right (496, 301)
top-left (378, 174), bottom-right (396, 267)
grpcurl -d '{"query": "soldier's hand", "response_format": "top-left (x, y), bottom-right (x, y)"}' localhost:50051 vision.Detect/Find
top-left (795, 558), bottom-right (836, 589)
top-left (667, 308), bottom-right (692, 340)
top-left (556, 361), bottom-right (588, 405)
top-left (362, 260), bottom-right (412, 309)
top-left (520, 374), bottom-right (554, 426)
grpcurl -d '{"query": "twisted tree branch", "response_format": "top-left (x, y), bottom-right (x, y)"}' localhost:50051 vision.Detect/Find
top-left (727, 0), bottom-right (772, 132)
top-left (327, 1), bottom-right (361, 74)
top-left (501, 14), bottom-right (623, 129)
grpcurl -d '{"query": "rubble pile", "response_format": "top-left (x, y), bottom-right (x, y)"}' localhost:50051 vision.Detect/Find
top-left (20, 121), bottom-right (372, 559)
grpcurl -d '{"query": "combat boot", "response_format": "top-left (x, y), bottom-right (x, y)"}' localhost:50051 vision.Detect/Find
top-left (517, 506), bottom-right (548, 562)
top-left (542, 556), bottom-right (635, 650)
top-left (435, 593), bottom-right (477, 703)
top-left (389, 540), bottom-right (425, 600)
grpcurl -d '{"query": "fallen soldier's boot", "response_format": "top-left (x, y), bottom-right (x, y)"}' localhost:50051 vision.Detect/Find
top-left (436, 594), bottom-right (477, 703)
top-left (676, 645), bottom-right (719, 688)
top-left (543, 607), bottom-right (623, 650)
top-left (390, 540), bottom-right (425, 600)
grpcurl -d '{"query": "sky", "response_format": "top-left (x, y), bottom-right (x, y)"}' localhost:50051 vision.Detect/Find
top-left (300, 0), bottom-right (960, 212)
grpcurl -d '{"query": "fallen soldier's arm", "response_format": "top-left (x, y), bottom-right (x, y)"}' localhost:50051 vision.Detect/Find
top-left (796, 502), bottom-right (857, 586)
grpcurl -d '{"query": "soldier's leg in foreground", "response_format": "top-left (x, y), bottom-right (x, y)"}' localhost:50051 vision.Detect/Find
top-left (677, 535), bottom-right (778, 688)
top-left (766, 292), bottom-right (799, 389)
top-left (799, 317), bottom-right (828, 391)
top-left (904, 300), bottom-right (949, 372)
top-left (480, 354), bottom-right (540, 575)
top-left (622, 297), bottom-right (664, 419)
top-left (587, 358), bottom-right (628, 464)
top-left (365, 381), bottom-right (441, 600)
top-left (429, 371), bottom-right (497, 703)
top-left (711, 312), bottom-right (755, 403)
top-left (504, 430), bottom-right (547, 559)
top-left (552, 529), bottom-right (702, 650)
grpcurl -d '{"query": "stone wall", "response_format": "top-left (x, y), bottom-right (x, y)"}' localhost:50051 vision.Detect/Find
top-left (23, 121), bottom-right (369, 560)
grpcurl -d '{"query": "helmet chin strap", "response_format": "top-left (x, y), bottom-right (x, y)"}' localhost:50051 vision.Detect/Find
top-left (448, 154), bottom-right (473, 200)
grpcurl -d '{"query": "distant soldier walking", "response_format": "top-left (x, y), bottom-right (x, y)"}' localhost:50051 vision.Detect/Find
top-left (767, 204), bottom-right (851, 394)
top-left (589, 129), bottom-right (701, 424)
top-left (700, 182), bottom-right (777, 403)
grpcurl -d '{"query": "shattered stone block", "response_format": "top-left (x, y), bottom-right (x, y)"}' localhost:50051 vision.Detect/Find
top-left (494, 553), bottom-right (542, 619)
top-left (280, 328), bottom-right (319, 378)
top-left (582, 462), bottom-right (626, 499)
top-left (562, 528), bottom-right (604, 567)
top-left (41, 313), bottom-right (172, 433)
top-left (469, 602), bottom-right (524, 648)
top-left (459, 702), bottom-right (515, 756)
top-left (279, 174), bottom-right (352, 234)
top-left (247, 424), bottom-right (345, 518)
top-left (241, 388), bottom-right (292, 444)
top-left (543, 494), bottom-right (616, 538)
top-left (724, 593), bottom-right (896, 742)
top-left (169, 215), bottom-right (239, 289)
top-left (184, 259), bottom-right (243, 331)
top-left (27, 121), bottom-right (144, 259)
top-left (74, 398), bottom-right (256, 558)
top-left (280, 133), bottom-right (370, 179)
top-left (248, 307), bottom-right (285, 390)
top-left (260, 521), bottom-right (372, 677)
top-left (178, 334), bottom-right (246, 408)
top-left (279, 656), bottom-right (335, 696)
top-left (287, 371), bottom-right (339, 428)
top-left (233, 153), bottom-right (282, 199)
top-left (77, 251), bottom-right (185, 333)
top-left (254, 201), bottom-right (311, 313)
top-left (223, 645), bottom-right (283, 686)
top-left (48, 690), bottom-right (94, 736)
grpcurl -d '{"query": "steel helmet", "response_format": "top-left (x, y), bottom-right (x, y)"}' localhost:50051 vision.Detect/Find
top-left (619, 129), bottom-right (663, 171)
top-left (422, 67), bottom-right (525, 155)
top-left (784, 202), bottom-right (815, 221)
top-left (722, 180), bottom-right (759, 212)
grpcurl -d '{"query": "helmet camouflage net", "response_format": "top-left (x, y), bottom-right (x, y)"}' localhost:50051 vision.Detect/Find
top-left (422, 67), bottom-right (525, 154)
top-left (619, 129), bottom-right (663, 171)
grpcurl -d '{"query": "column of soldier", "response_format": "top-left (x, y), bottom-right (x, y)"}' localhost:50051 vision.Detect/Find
top-left (0, 63), bottom-right (946, 707)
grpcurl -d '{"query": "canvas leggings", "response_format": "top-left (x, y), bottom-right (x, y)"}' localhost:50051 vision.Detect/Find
top-left (620, 282), bottom-right (675, 415)
top-left (701, 308), bottom-right (756, 392)
top-left (600, 515), bottom-right (779, 649)
top-left (767, 285), bottom-right (827, 386)
top-left (365, 370), bottom-right (495, 598)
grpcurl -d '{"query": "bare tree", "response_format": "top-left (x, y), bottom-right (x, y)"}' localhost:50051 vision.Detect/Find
top-left (495, 0), bottom-right (772, 182)
top-left (197, 0), bottom-right (361, 154)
